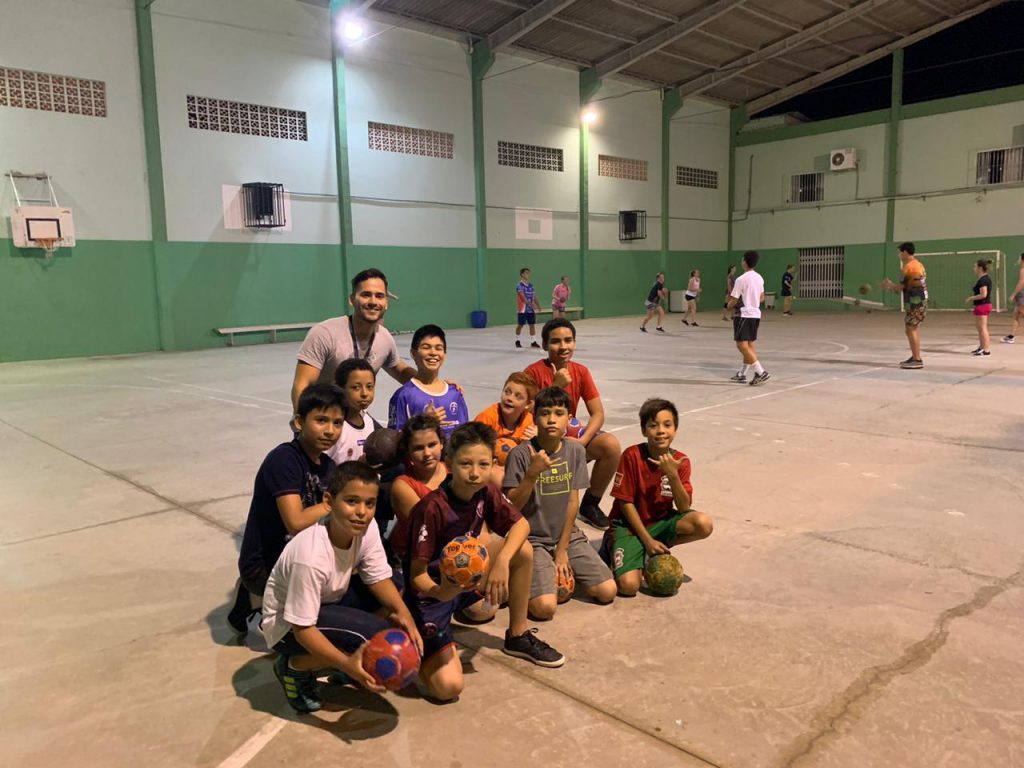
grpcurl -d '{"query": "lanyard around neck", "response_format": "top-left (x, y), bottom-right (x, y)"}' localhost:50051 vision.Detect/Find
top-left (347, 315), bottom-right (376, 361)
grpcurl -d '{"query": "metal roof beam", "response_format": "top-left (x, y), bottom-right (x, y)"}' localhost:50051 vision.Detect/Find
top-left (593, 0), bottom-right (749, 78)
top-left (744, 0), bottom-right (1005, 115)
top-left (909, 0), bottom-right (954, 17)
top-left (678, 0), bottom-right (898, 97)
top-left (608, 0), bottom-right (676, 23)
top-left (741, 5), bottom-right (801, 31)
top-left (487, 0), bottom-right (578, 51)
top-left (698, 29), bottom-right (756, 52)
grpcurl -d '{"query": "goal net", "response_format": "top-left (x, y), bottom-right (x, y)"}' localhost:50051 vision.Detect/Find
top-left (906, 250), bottom-right (1004, 311)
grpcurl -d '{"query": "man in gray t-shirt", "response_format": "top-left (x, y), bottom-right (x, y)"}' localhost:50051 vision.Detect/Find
top-left (291, 268), bottom-right (416, 410)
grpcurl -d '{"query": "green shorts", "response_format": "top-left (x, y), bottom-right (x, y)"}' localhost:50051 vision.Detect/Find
top-left (607, 513), bottom-right (686, 577)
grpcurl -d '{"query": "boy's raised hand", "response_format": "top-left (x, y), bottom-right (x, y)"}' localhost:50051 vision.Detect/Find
top-left (550, 361), bottom-right (573, 389)
top-left (427, 399), bottom-right (448, 423)
top-left (527, 446), bottom-right (553, 477)
top-left (648, 451), bottom-right (684, 476)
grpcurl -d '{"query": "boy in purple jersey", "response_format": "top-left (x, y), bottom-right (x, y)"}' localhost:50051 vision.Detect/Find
top-left (388, 325), bottom-right (469, 438)
top-left (515, 267), bottom-right (542, 349)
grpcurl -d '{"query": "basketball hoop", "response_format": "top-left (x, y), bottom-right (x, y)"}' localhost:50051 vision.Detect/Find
top-left (37, 238), bottom-right (58, 260)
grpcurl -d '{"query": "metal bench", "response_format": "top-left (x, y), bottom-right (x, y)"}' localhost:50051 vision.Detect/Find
top-left (535, 305), bottom-right (584, 320)
top-left (214, 322), bottom-right (316, 346)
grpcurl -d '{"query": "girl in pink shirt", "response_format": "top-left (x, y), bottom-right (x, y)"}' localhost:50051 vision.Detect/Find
top-left (552, 276), bottom-right (571, 318)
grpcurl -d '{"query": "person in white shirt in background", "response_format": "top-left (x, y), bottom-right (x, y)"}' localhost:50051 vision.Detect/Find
top-left (727, 251), bottom-right (770, 387)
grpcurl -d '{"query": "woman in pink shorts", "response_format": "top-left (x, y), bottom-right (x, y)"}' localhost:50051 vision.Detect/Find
top-left (967, 259), bottom-right (993, 356)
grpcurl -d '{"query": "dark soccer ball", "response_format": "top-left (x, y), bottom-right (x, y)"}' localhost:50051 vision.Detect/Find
top-left (361, 629), bottom-right (421, 691)
top-left (644, 554), bottom-right (684, 596)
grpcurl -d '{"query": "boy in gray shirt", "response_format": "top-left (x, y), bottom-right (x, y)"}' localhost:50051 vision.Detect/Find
top-left (504, 387), bottom-right (616, 620)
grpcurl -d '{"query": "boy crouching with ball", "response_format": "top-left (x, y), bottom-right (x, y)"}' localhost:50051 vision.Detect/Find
top-left (404, 422), bottom-right (565, 702)
top-left (602, 398), bottom-right (713, 596)
top-left (261, 461), bottom-right (421, 713)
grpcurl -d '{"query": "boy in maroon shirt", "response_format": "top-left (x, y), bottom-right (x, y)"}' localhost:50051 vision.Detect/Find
top-left (524, 318), bottom-right (622, 530)
top-left (404, 422), bottom-right (564, 702)
top-left (603, 398), bottom-right (714, 596)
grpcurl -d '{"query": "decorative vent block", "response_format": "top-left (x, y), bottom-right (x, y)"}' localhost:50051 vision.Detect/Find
top-left (676, 166), bottom-right (718, 189)
top-left (0, 67), bottom-right (106, 117)
top-left (368, 121), bottom-right (454, 159)
top-left (598, 154), bottom-right (648, 181)
top-left (186, 95), bottom-right (307, 141)
top-left (498, 141), bottom-right (564, 172)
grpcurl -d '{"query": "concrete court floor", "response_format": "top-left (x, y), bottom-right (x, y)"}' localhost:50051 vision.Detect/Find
top-left (1, 309), bottom-right (1023, 768)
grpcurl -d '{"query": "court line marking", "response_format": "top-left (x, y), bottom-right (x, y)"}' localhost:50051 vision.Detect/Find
top-left (215, 717), bottom-right (289, 768)
top-left (147, 377), bottom-right (292, 408)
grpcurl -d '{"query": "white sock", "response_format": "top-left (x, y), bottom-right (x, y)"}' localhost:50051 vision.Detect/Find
top-left (530, 335), bottom-right (537, 343)
top-left (753, 362), bottom-right (765, 375)
top-left (741, 364), bottom-right (751, 376)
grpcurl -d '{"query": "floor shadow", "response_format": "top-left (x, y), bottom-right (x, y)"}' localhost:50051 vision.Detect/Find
top-left (231, 656), bottom-right (400, 742)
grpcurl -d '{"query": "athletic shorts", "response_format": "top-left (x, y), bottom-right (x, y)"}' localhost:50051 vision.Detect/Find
top-left (517, 311), bottom-right (536, 325)
top-left (733, 317), bottom-right (760, 342)
top-left (973, 304), bottom-right (992, 317)
top-left (530, 528), bottom-right (612, 599)
top-left (685, 293), bottom-right (697, 301)
top-left (603, 513), bottom-right (688, 577)
top-left (644, 300), bottom-right (660, 311)
top-left (781, 288), bottom-right (792, 297)
top-left (271, 601), bottom-right (389, 658)
top-left (405, 560), bottom-right (485, 661)
top-left (1013, 291), bottom-right (1024, 308)
top-left (904, 306), bottom-right (927, 326)
top-left (552, 303), bottom-right (566, 312)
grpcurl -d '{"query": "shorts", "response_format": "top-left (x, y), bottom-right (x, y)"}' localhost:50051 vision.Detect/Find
top-left (1013, 291), bottom-right (1024, 308)
top-left (781, 288), bottom-right (792, 297)
top-left (517, 311), bottom-right (536, 326)
top-left (685, 293), bottom-right (697, 301)
top-left (552, 303), bottom-right (566, 312)
top-left (405, 560), bottom-right (485, 661)
top-left (973, 304), bottom-right (992, 317)
top-left (904, 306), bottom-right (927, 326)
top-left (733, 317), bottom-right (760, 342)
top-left (603, 513), bottom-right (687, 577)
top-left (530, 528), bottom-right (613, 599)
top-left (271, 601), bottom-right (389, 658)
top-left (644, 300), bottom-right (660, 311)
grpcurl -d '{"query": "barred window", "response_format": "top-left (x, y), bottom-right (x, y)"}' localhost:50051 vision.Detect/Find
top-left (368, 121), bottom-right (454, 159)
top-left (676, 166), bottom-right (718, 189)
top-left (790, 172), bottom-right (824, 203)
top-left (0, 66), bottom-right (107, 117)
top-left (498, 141), bottom-right (564, 172)
top-left (797, 246), bottom-right (844, 299)
top-left (187, 96), bottom-right (307, 141)
top-left (598, 154), bottom-right (648, 181)
top-left (976, 146), bottom-right (1024, 185)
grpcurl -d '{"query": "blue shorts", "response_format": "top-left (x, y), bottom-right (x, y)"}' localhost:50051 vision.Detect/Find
top-left (517, 311), bottom-right (536, 326)
top-left (272, 601), bottom-right (389, 657)
top-left (404, 561), bottom-right (483, 661)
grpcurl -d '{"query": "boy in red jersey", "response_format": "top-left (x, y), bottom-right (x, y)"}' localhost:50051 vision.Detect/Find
top-left (524, 319), bottom-right (621, 530)
top-left (603, 398), bottom-right (713, 596)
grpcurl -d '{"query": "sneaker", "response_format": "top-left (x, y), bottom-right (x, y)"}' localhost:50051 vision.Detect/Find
top-left (899, 358), bottom-right (924, 369)
top-left (515, 340), bottom-right (522, 349)
top-left (783, 312), bottom-right (793, 316)
top-left (578, 502), bottom-right (610, 530)
top-left (681, 319), bottom-right (689, 326)
top-left (1001, 335), bottom-right (1015, 344)
top-left (729, 372), bottom-right (747, 383)
top-left (273, 654), bottom-right (321, 713)
top-left (530, 341), bottom-right (541, 348)
top-left (750, 371), bottom-right (770, 386)
top-left (655, 326), bottom-right (665, 333)
top-left (640, 326), bottom-right (648, 333)
top-left (692, 322), bottom-right (699, 327)
top-left (971, 349), bottom-right (991, 356)
top-left (503, 628), bottom-right (565, 668)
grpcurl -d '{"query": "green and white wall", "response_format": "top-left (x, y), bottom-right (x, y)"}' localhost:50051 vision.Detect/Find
top-left (2, 0), bottom-right (1022, 362)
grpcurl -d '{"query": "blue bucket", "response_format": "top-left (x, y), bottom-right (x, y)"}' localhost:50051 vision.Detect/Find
top-left (470, 310), bottom-right (488, 329)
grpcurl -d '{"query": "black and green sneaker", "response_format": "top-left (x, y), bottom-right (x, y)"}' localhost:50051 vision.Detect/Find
top-left (273, 654), bottom-right (321, 713)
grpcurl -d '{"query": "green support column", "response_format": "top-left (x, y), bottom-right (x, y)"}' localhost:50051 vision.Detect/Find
top-left (329, 0), bottom-right (353, 295)
top-left (660, 89), bottom-right (683, 273)
top-left (884, 50), bottom-right (904, 275)
top-left (134, 0), bottom-right (169, 350)
top-left (727, 105), bottom-right (747, 259)
top-left (578, 70), bottom-right (601, 316)
top-left (471, 41), bottom-right (495, 314)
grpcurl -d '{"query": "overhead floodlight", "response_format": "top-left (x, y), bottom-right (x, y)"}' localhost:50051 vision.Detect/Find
top-left (581, 107), bottom-right (599, 125)
top-left (341, 20), bottom-right (365, 41)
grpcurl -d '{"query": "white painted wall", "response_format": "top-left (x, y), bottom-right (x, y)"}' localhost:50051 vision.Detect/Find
top-left (346, 25), bottom-right (475, 248)
top-left (669, 99), bottom-right (729, 251)
top-left (0, 0), bottom-right (149, 241)
top-left (895, 100), bottom-right (1024, 241)
top-left (152, 0), bottom-right (339, 244)
top-left (732, 123), bottom-right (888, 250)
top-left (484, 54), bottom-right (580, 251)
top-left (587, 81), bottom-right (662, 251)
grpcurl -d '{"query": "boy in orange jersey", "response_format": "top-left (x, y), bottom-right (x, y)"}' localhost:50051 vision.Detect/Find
top-left (474, 372), bottom-right (538, 484)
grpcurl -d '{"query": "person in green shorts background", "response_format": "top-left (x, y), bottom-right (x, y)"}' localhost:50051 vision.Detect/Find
top-left (601, 398), bottom-right (713, 596)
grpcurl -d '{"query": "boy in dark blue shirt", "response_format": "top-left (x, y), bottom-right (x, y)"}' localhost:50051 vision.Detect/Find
top-left (229, 384), bottom-right (346, 637)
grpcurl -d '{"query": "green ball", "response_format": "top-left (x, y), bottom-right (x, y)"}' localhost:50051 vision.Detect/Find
top-left (644, 554), bottom-right (684, 595)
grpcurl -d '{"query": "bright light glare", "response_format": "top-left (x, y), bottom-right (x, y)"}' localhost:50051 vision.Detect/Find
top-left (581, 108), bottom-right (598, 125)
top-left (342, 20), bottom-right (365, 41)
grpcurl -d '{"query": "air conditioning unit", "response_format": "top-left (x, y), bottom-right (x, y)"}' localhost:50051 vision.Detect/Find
top-left (830, 148), bottom-right (857, 171)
